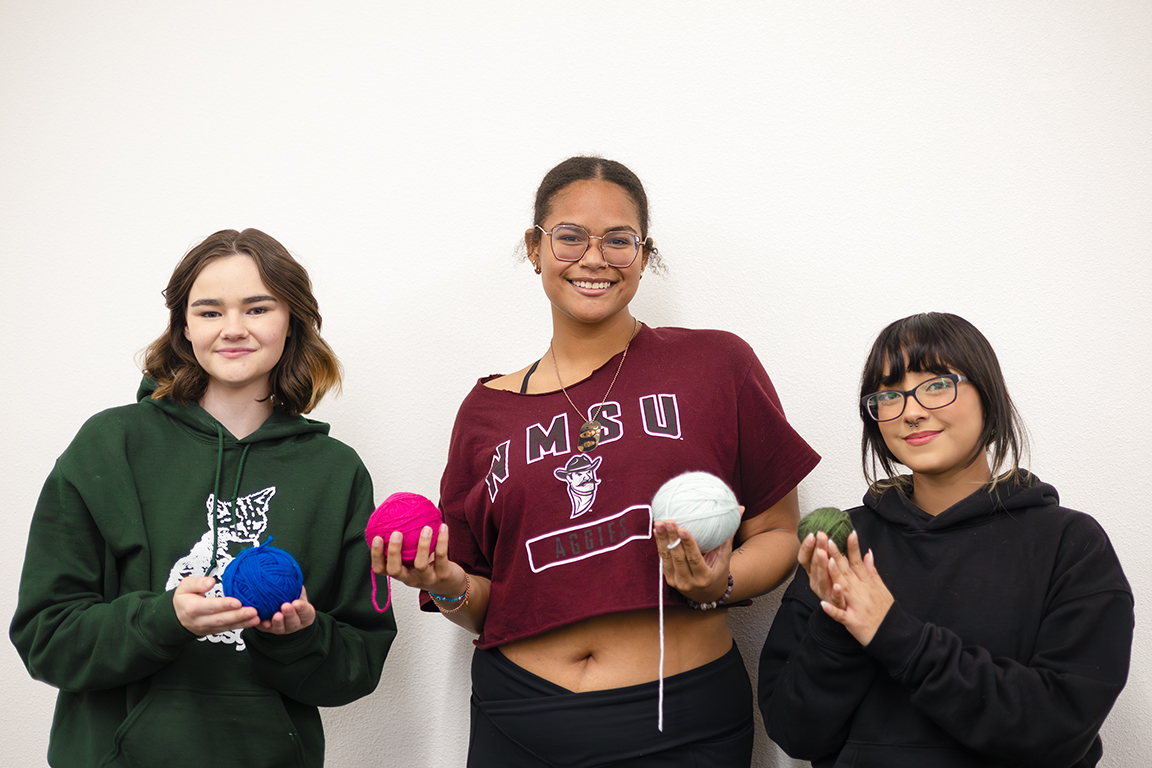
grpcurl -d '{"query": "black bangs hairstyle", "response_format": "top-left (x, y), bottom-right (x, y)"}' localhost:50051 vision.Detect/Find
top-left (859, 312), bottom-right (1029, 490)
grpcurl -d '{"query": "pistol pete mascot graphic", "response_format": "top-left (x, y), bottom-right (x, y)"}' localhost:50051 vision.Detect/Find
top-left (553, 455), bottom-right (602, 519)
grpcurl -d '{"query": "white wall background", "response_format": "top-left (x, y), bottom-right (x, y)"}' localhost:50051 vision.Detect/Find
top-left (2, 2), bottom-right (1148, 765)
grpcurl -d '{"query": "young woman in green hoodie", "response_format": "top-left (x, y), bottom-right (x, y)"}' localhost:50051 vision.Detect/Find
top-left (11, 229), bottom-right (396, 767)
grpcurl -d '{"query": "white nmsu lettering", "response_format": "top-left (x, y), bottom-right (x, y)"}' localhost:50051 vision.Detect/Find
top-left (525, 413), bottom-right (570, 464)
top-left (640, 394), bottom-right (681, 439)
top-left (486, 440), bottom-right (511, 502)
top-left (522, 395), bottom-right (681, 464)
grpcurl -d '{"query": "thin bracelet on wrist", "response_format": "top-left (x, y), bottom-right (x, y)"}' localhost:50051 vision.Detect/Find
top-left (685, 573), bottom-right (733, 611)
top-left (431, 574), bottom-right (470, 615)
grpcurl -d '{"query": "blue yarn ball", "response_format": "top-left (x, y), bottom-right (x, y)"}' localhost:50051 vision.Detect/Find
top-left (222, 537), bottom-right (304, 621)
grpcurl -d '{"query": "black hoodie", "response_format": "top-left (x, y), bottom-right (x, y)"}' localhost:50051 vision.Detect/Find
top-left (759, 474), bottom-right (1132, 768)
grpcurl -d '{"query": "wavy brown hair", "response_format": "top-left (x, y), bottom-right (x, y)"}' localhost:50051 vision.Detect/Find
top-left (142, 228), bottom-right (342, 415)
top-left (859, 312), bottom-right (1029, 491)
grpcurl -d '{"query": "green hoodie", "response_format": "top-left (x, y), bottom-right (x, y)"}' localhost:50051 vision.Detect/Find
top-left (11, 379), bottom-right (397, 767)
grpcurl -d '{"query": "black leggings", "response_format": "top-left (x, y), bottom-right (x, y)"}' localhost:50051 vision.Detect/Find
top-left (468, 643), bottom-right (753, 768)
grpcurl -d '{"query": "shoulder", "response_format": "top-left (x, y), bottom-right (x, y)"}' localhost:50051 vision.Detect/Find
top-left (304, 431), bottom-right (368, 464)
top-left (640, 326), bottom-right (759, 374)
top-left (70, 400), bottom-right (160, 444)
top-left (443, 380), bottom-right (511, 458)
top-left (483, 366), bottom-right (534, 393)
top-left (643, 326), bottom-right (754, 355)
top-left (270, 414), bottom-right (369, 470)
top-left (1027, 504), bottom-right (1134, 612)
top-left (454, 377), bottom-right (503, 414)
top-left (1006, 478), bottom-right (1119, 547)
top-left (47, 401), bottom-right (171, 478)
top-left (1046, 503), bottom-right (1126, 557)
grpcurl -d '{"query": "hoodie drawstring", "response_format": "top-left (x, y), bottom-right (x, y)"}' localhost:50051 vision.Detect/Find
top-left (207, 424), bottom-right (252, 577)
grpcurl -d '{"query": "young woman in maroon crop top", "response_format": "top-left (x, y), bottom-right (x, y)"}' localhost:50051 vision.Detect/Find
top-left (372, 156), bottom-right (818, 766)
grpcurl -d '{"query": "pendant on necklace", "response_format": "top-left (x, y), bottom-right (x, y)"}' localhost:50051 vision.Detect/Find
top-left (578, 420), bottom-right (602, 453)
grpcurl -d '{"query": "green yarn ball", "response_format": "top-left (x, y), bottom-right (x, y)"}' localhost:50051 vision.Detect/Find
top-left (797, 507), bottom-right (854, 554)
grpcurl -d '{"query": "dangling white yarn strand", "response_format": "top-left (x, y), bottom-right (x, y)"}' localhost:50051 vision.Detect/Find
top-left (658, 546), bottom-right (665, 732)
top-left (651, 472), bottom-right (742, 734)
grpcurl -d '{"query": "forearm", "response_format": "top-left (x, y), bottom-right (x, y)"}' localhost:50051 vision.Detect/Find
top-left (729, 528), bottom-right (800, 601)
top-left (12, 589), bottom-right (195, 691)
top-left (729, 487), bottom-right (801, 601)
top-left (13, 475), bottom-right (197, 690)
top-left (871, 596), bottom-right (1133, 765)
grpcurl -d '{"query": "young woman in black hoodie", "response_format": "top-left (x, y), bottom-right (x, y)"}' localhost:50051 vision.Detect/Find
top-left (759, 312), bottom-right (1133, 768)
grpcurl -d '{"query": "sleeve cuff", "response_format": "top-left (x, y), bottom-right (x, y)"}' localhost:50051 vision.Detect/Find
top-left (419, 590), bottom-right (440, 613)
top-left (863, 601), bottom-right (924, 678)
top-left (242, 620), bottom-right (320, 662)
top-left (146, 590), bottom-right (201, 649)
top-left (807, 604), bottom-right (865, 652)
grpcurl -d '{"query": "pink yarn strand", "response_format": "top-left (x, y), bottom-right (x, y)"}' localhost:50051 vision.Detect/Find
top-left (370, 565), bottom-right (392, 613)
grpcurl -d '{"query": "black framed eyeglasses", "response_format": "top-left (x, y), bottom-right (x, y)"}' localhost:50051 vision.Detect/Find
top-left (862, 374), bottom-right (970, 422)
top-left (536, 224), bottom-right (642, 268)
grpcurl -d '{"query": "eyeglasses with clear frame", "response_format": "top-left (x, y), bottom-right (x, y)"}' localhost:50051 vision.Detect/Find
top-left (535, 224), bottom-right (643, 268)
top-left (862, 373), bottom-right (971, 422)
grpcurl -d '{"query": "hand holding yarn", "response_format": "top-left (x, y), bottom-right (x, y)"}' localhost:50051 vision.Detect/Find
top-left (653, 520), bottom-right (735, 603)
top-left (797, 507), bottom-right (854, 554)
top-left (797, 507), bottom-right (856, 606)
top-left (366, 492), bottom-right (462, 612)
top-left (221, 537), bottom-right (306, 623)
top-left (252, 586), bottom-right (315, 634)
top-left (821, 532), bottom-right (894, 646)
top-left (365, 492), bottom-right (443, 566)
top-left (173, 576), bottom-right (261, 637)
top-left (651, 472), bottom-right (743, 602)
top-left (652, 472), bottom-right (743, 554)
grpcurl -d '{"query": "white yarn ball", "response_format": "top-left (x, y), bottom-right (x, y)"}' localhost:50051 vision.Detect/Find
top-left (651, 472), bottom-right (741, 553)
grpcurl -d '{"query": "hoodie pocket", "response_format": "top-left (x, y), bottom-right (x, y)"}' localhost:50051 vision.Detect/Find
top-left (98, 685), bottom-right (309, 768)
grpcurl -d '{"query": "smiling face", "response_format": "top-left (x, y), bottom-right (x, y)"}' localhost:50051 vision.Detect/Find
top-left (877, 367), bottom-right (991, 486)
top-left (527, 179), bottom-right (648, 330)
top-left (183, 254), bottom-right (290, 402)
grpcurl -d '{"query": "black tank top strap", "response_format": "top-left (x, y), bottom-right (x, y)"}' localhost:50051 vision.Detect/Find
top-left (520, 359), bottom-right (542, 394)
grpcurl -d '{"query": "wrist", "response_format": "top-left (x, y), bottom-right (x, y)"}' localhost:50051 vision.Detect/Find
top-left (685, 573), bottom-right (733, 611)
top-left (428, 571), bottom-right (467, 602)
top-left (430, 573), bottom-right (471, 615)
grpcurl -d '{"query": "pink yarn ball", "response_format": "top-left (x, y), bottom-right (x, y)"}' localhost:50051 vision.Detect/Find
top-left (365, 492), bottom-right (442, 566)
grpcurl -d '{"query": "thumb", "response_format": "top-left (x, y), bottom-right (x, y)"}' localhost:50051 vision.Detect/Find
top-left (175, 576), bottom-right (216, 596)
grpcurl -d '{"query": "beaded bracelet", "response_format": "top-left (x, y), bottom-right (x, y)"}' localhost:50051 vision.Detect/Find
top-left (431, 574), bottom-right (470, 615)
top-left (429, 584), bottom-right (465, 602)
top-left (685, 573), bottom-right (733, 611)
